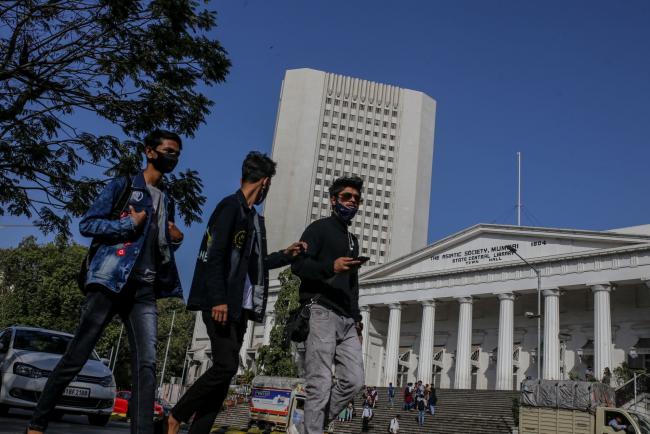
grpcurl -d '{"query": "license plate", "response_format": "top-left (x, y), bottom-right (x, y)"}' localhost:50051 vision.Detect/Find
top-left (63, 387), bottom-right (90, 398)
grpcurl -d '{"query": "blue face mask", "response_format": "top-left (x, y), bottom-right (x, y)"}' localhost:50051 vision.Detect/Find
top-left (334, 201), bottom-right (358, 223)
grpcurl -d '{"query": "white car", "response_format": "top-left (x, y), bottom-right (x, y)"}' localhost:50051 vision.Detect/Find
top-left (0, 326), bottom-right (116, 426)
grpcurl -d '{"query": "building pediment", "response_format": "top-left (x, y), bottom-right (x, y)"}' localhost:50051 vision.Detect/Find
top-left (362, 224), bottom-right (650, 281)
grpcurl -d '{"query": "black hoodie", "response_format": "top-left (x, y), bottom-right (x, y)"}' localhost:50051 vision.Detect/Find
top-left (291, 214), bottom-right (361, 322)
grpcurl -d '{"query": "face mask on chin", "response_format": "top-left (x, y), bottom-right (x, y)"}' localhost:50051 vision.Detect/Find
top-left (334, 201), bottom-right (358, 223)
top-left (149, 150), bottom-right (178, 174)
top-left (255, 183), bottom-right (269, 205)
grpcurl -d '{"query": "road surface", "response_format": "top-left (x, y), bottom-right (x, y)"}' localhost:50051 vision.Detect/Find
top-left (0, 408), bottom-right (129, 433)
top-left (0, 408), bottom-right (189, 433)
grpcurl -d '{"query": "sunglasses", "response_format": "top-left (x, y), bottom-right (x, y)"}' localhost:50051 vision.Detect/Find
top-left (154, 147), bottom-right (181, 157)
top-left (338, 192), bottom-right (363, 204)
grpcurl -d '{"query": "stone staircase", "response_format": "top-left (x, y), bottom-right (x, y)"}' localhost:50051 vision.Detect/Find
top-left (330, 387), bottom-right (519, 434)
top-left (210, 388), bottom-right (520, 434)
top-left (620, 392), bottom-right (650, 417)
top-left (213, 400), bottom-right (250, 431)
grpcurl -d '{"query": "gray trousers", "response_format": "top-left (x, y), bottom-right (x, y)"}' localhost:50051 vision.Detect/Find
top-left (304, 304), bottom-right (364, 434)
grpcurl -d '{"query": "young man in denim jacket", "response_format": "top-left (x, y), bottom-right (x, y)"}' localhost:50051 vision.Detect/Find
top-left (28, 130), bottom-right (185, 434)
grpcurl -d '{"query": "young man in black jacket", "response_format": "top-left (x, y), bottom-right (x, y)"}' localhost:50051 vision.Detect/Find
top-left (291, 176), bottom-right (366, 434)
top-left (166, 152), bottom-right (305, 434)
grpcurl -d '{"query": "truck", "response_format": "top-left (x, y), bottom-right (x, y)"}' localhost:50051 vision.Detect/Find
top-left (519, 379), bottom-right (650, 434)
top-left (249, 376), bottom-right (306, 433)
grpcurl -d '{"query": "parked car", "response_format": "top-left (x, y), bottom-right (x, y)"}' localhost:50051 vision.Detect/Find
top-left (0, 326), bottom-right (115, 426)
top-left (113, 390), bottom-right (164, 421)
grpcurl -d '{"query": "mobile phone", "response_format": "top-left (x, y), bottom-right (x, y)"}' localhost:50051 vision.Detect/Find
top-left (355, 256), bottom-right (371, 264)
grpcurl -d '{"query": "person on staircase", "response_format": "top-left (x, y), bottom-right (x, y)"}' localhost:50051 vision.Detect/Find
top-left (361, 403), bottom-right (373, 432)
top-left (428, 385), bottom-right (438, 415)
top-left (417, 395), bottom-right (426, 426)
top-left (388, 414), bottom-right (400, 434)
top-left (388, 382), bottom-right (395, 408)
top-left (403, 384), bottom-right (413, 410)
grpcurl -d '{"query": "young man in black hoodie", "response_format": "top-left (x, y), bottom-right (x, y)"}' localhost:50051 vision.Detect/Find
top-left (166, 152), bottom-right (305, 434)
top-left (291, 176), bottom-right (366, 434)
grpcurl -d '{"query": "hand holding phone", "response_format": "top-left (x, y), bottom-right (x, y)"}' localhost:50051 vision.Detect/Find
top-left (355, 256), bottom-right (370, 264)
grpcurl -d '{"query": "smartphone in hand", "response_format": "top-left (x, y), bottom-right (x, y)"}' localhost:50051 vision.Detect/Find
top-left (355, 256), bottom-right (371, 264)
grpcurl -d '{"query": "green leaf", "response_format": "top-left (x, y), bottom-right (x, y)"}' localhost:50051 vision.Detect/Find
top-left (0, 0), bottom-right (231, 235)
top-left (255, 269), bottom-right (301, 377)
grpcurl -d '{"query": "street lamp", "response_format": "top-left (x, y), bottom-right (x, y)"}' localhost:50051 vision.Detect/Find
top-left (507, 245), bottom-right (542, 380)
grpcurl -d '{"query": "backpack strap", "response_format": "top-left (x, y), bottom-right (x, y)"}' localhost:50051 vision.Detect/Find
top-left (109, 175), bottom-right (132, 219)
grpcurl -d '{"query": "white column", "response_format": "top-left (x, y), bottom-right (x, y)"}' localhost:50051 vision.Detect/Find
top-left (238, 320), bottom-right (255, 371)
top-left (592, 284), bottom-right (613, 380)
top-left (454, 297), bottom-right (473, 389)
top-left (360, 306), bottom-right (371, 365)
top-left (496, 293), bottom-right (515, 390)
top-left (418, 300), bottom-right (436, 384)
top-left (543, 289), bottom-right (561, 380)
top-left (262, 312), bottom-right (274, 346)
top-left (384, 303), bottom-right (402, 387)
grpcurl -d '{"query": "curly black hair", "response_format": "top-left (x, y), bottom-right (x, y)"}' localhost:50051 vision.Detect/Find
top-left (328, 176), bottom-right (363, 197)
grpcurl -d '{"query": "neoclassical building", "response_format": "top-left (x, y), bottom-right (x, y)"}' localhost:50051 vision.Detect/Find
top-left (186, 223), bottom-right (650, 391)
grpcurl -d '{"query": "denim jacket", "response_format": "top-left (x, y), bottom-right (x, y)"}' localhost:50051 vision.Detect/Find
top-left (79, 172), bottom-right (183, 299)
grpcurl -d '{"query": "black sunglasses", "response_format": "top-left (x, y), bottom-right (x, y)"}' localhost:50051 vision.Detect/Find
top-left (338, 192), bottom-right (363, 204)
top-left (157, 149), bottom-right (180, 157)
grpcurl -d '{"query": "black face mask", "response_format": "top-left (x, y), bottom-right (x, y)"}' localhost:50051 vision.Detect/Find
top-left (150, 150), bottom-right (178, 174)
top-left (255, 183), bottom-right (269, 205)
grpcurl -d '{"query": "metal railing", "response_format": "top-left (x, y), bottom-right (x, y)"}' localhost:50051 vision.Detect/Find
top-left (615, 373), bottom-right (650, 411)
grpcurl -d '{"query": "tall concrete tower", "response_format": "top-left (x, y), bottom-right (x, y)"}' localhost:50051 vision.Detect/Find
top-left (264, 68), bottom-right (436, 265)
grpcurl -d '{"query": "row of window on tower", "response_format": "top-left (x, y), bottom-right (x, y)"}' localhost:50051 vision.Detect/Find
top-left (324, 117), bottom-right (397, 130)
top-left (325, 97), bottom-right (398, 117)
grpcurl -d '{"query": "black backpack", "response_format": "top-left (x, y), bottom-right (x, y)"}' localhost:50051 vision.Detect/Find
top-left (77, 176), bottom-right (132, 292)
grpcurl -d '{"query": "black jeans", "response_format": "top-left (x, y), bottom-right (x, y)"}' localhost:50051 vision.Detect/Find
top-left (171, 311), bottom-right (247, 434)
top-left (29, 281), bottom-right (158, 434)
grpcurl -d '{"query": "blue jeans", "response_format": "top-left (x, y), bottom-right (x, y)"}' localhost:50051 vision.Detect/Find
top-left (29, 282), bottom-right (158, 434)
top-left (418, 409), bottom-right (425, 426)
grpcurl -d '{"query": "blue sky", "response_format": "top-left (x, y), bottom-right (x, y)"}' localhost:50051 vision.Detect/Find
top-left (2, 0), bottom-right (650, 297)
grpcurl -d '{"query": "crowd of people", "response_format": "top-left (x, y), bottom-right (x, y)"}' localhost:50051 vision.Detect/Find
top-left (335, 382), bottom-right (438, 432)
top-left (400, 381), bottom-right (438, 427)
top-left (25, 135), bottom-right (368, 434)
